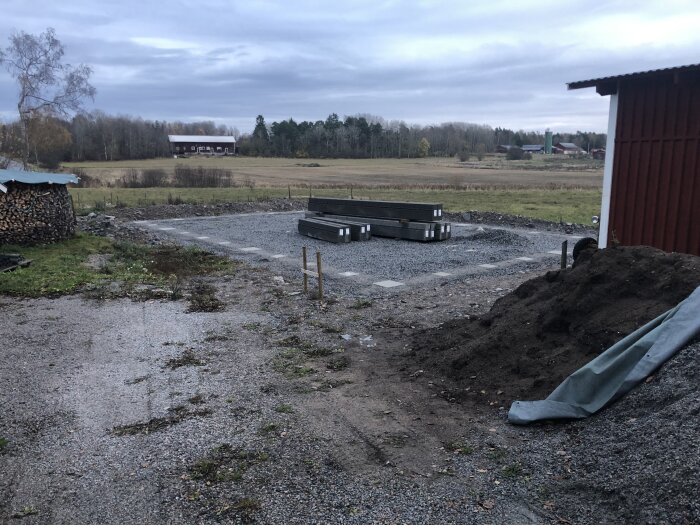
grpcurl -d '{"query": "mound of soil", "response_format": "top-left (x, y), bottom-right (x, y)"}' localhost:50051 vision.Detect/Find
top-left (412, 245), bottom-right (700, 404)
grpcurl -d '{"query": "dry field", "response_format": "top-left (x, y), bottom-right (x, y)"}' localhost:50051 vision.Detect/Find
top-left (63, 155), bottom-right (604, 189)
top-left (64, 156), bottom-right (604, 223)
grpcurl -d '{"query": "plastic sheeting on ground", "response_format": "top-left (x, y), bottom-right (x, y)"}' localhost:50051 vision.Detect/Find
top-left (508, 285), bottom-right (700, 425)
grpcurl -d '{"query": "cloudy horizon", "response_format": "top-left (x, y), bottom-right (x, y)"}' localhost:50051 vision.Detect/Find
top-left (1, 0), bottom-right (699, 134)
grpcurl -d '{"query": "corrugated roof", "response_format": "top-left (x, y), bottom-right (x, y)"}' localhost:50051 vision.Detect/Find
top-left (556, 142), bottom-right (581, 149)
top-left (168, 135), bottom-right (237, 143)
top-left (0, 170), bottom-right (79, 185)
top-left (568, 63), bottom-right (700, 90)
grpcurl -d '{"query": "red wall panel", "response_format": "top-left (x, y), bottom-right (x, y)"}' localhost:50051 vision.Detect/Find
top-left (610, 74), bottom-right (700, 255)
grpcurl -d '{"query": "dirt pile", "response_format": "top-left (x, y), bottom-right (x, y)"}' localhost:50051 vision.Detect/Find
top-left (412, 245), bottom-right (700, 403)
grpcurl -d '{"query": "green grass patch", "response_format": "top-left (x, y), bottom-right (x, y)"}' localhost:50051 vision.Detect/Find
top-left (70, 186), bottom-right (601, 223)
top-left (274, 403), bottom-right (294, 414)
top-left (271, 348), bottom-right (317, 379)
top-left (0, 234), bottom-right (120, 297)
top-left (445, 441), bottom-right (475, 455)
top-left (502, 463), bottom-right (524, 478)
top-left (11, 506), bottom-right (38, 519)
top-left (187, 281), bottom-right (225, 312)
top-left (258, 422), bottom-right (280, 436)
top-left (0, 234), bottom-right (236, 297)
top-left (189, 444), bottom-right (269, 483)
top-left (326, 355), bottom-right (351, 371)
top-left (349, 298), bottom-right (373, 309)
top-left (165, 349), bottom-right (204, 369)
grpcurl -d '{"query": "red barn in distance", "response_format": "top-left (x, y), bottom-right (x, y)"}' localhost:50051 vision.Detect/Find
top-left (168, 135), bottom-right (237, 157)
top-left (553, 142), bottom-right (585, 155)
top-left (568, 64), bottom-right (700, 256)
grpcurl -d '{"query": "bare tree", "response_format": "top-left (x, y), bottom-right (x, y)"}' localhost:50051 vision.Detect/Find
top-left (0, 28), bottom-right (95, 168)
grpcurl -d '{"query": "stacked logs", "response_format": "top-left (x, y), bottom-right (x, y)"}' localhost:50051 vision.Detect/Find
top-left (0, 182), bottom-right (76, 245)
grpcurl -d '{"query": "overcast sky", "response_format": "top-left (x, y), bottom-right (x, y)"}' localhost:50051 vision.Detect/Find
top-left (1, 0), bottom-right (699, 133)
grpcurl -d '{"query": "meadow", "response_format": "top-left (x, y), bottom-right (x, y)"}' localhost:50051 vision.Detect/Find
top-left (65, 155), bottom-right (603, 224)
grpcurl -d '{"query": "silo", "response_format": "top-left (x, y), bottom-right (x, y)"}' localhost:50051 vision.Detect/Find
top-left (545, 130), bottom-right (553, 154)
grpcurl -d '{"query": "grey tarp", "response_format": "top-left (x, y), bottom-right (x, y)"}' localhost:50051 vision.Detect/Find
top-left (508, 285), bottom-right (700, 424)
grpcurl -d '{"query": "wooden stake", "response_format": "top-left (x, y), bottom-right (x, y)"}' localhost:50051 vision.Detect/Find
top-left (302, 246), bottom-right (308, 293)
top-left (316, 251), bottom-right (323, 301)
top-left (288, 184), bottom-right (291, 199)
top-left (561, 240), bottom-right (568, 269)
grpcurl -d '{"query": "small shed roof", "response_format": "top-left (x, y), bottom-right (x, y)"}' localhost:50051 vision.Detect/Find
top-left (0, 170), bottom-right (79, 185)
top-left (168, 135), bottom-right (236, 143)
top-left (567, 63), bottom-right (700, 95)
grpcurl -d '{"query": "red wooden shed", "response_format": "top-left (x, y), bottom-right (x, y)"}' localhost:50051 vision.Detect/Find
top-left (568, 64), bottom-right (700, 256)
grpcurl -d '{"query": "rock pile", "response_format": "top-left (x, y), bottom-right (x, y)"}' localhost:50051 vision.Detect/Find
top-left (0, 182), bottom-right (76, 245)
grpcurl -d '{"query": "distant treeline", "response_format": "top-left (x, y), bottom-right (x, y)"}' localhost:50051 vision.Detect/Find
top-left (0, 110), bottom-right (606, 168)
top-left (240, 114), bottom-right (606, 159)
top-left (0, 112), bottom-right (239, 167)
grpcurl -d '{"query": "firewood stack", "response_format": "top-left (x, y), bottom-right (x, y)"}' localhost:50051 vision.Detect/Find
top-left (0, 182), bottom-right (76, 245)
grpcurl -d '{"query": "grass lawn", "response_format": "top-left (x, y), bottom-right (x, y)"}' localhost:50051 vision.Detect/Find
top-left (0, 233), bottom-right (236, 297)
top-left (69, 186), bottom-right (602, 224)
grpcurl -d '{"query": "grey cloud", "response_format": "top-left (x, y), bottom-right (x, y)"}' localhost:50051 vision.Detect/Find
top-left (2, 1), bottom-right (699, 132)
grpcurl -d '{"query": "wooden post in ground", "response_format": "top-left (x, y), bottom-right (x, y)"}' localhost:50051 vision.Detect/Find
top-left (316, 251), bottom-right (323, 301)
top-left (288, 184), bottom-right (291, 199)
top-left (302, 246), bottom-right (308, 293)
top-left (561, 240), bottom-right (568, 269)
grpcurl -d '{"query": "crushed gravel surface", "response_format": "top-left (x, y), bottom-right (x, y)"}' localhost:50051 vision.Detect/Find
top-left (3, 205), bottom-right (694, 525)
top-left (135, 212), bottom-right (582, 296)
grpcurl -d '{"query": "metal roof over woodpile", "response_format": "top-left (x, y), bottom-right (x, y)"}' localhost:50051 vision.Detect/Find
top-left (0, 170), bottom-right (79, 185)
top-left (167, 135), bottom-right (236, 143)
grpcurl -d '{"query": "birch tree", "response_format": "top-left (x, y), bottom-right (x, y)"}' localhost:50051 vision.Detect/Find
top-left (0, 28), bottom-right (95, 168)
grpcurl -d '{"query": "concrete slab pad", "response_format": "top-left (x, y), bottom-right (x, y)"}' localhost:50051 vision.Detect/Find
top-left (373, 280), bottom-right (404, 288)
